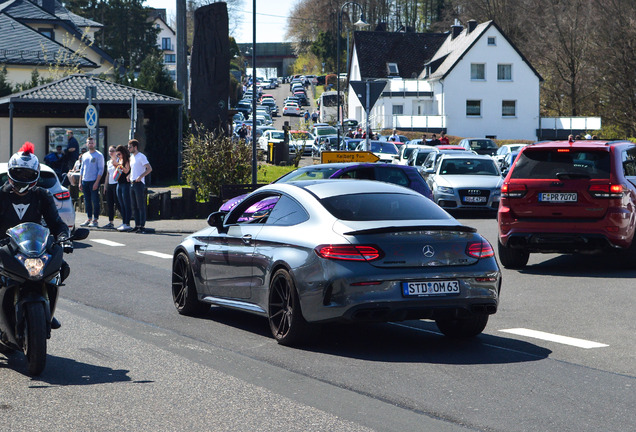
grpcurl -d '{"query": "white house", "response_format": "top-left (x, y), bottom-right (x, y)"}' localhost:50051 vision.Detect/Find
top-left (348, 20), bottom-right (546, 140)
top-left (149, 9), bottom-right (176, 82)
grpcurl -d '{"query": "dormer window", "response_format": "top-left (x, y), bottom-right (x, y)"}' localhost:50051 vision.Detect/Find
top-left (387, 63), bottom-right (399, 76)
top-left (488, 36), bottom-right (496, 46)
top-left (39, 28), bottom-right (54, 40)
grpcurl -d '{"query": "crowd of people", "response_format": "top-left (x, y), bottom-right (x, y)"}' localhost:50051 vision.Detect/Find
top-left (44, 131), bottom-right (153, 233)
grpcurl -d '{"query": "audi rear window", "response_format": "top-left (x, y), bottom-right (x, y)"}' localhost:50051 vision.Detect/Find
top-left (510, 150), bottom-right (611, 179)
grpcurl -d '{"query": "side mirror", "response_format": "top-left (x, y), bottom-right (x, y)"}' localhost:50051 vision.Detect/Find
top-left (207, 211), bottom-right (226, 230)
top-left (72, 228), bottom-right (90, 241)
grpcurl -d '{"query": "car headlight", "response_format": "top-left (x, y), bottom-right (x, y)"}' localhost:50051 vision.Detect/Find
top-left (16, 253), bottom-right (50, 279)
top-left (437, 186), bottom-right (454, 194)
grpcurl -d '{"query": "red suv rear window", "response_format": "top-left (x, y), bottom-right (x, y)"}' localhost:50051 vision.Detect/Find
top-left (510, 150), bottom-right (611, 179)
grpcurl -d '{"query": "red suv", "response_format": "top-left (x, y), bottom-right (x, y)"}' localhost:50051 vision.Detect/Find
top-left (497, 140), bottom-right (636, 268)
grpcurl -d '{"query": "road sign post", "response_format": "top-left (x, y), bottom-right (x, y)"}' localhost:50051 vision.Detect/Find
top-left (350, 80), bottom-right (386, 150)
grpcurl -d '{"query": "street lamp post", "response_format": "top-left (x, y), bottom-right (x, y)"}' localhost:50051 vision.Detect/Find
top-left (337, 2), bottom-right (368, 144)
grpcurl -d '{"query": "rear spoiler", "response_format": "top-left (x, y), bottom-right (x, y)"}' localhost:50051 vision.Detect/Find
top-left (344, 225), bottom-right (477, 236)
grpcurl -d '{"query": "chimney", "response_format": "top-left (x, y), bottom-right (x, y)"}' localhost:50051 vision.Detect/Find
top-left (451, 24), bottom-right (463, 39)
top-left (467, 20), bottom-right (477, 33)
top-left (42, 0), bottom-right (56, 14)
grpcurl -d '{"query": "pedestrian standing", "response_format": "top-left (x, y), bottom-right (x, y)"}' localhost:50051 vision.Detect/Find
top-left (65, 130), bottom-right (80, 171)
top-left (103, 146), bottom-right (120, 229)
top-left (78, 137), bottom-right (104, 227)
top-left (127, 139), bottom-right (152, 234)
top-left (114, 145), bottom-right (132, 232)
top-left (439, 131), bottom-right (450, 145)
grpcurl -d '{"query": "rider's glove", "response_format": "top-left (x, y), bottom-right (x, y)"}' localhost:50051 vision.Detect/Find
top-left (62, 241), bottom-right (73, 254)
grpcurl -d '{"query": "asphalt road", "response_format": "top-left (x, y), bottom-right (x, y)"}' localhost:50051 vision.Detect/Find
top-left (2, 216), bottom-right (634, 432)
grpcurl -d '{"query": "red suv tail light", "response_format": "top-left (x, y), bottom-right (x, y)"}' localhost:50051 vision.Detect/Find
top-left (501, 183), bottom-right (527, 198)
top-left (588, 184), bottom-right (624, 198)
top-left (315, 245), bottom-right (384, 261)
top-left (466, 239), bottom-right (494, 258)
top-left (54, 191), bottom-right (71, 200)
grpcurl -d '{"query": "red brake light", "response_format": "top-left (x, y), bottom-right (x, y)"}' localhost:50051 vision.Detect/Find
top-left (315, 245), bottom-right (383, 261)
top-left (466, 240), bottom-right (494, 258)
top-left (557, 148), bottom-right (570, 152)
top-left (54, 191), bottom-right (71, 200)
top-left (501, 183), bottom-right (527, 198)
top-left (589, 184), bottom-right (623, 198)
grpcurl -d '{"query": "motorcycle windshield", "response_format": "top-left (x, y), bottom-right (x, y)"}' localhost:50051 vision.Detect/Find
top-left (7, 223), bottom-right (50, 257)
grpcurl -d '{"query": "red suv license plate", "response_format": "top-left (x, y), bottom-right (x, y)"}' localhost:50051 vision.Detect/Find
top-left (402, 280), bottom-right (460, 297)
top-left (539, 192), bottom-right (577, 202)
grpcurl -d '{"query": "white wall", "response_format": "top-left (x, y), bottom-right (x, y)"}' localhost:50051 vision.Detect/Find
top-left (441, 26), bottom-right (540, 140)
top-left (0, 117), bottom-right (131, 161)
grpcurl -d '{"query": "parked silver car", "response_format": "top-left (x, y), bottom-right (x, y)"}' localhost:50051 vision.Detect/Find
top-left (426, 154), bottom-right (503, 211)
top-left (172, 180), bottom-right (501, 345)
top-left (0, 162), bottom-right (75, 230)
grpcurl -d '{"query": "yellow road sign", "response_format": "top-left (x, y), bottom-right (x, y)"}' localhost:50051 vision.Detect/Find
top-left (320, 151), bottom-right (379, 164)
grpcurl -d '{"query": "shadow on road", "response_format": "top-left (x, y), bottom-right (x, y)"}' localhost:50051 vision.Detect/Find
top-left (201, 307), bottom-right (550, 365)
top-left (518, 252), bottom-right (636, 278)
top-left (0, 353), bottom-right (136, 386)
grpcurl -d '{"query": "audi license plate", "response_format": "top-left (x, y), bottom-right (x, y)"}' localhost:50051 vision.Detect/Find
top-left (402, 280), bottom-right (460, 297)
top-left (539, 192), bottom-right (577, 202)
top-left (463, 196), bottom-right (487, 203)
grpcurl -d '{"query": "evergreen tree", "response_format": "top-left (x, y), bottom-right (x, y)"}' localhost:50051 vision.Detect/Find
top-left (0, 65), bottom-right (13, 97)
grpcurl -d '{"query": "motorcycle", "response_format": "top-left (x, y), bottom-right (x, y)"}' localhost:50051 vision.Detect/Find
top-left (0, 222), bottom-right (88, 375)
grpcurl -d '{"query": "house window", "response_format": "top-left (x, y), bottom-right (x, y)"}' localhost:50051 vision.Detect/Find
top-left (502, 100), bottom-right (516, 117)
top-left (162, 38), bottom-right (172, 50)
top-left (39, 28), bottom-right (54, 40)
top-left (387, 63), bottom-right (399, 76)
top-left (498, 64), bottom-right (512, 81)
top-left (466, 100), bottom-right (481, 116)
top-left (392, 105), bottom-right (404, 115)
top-left (471, 63), bottom-right (485, 80)
top-left (164, 54), bottom-right (176, 63)
top-left (488, 36), bottom-right (496, 46)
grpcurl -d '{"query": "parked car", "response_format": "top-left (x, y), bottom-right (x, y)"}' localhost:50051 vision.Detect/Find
top-left (498, 140), bottom-right (636, 269)
top-left (220, 162), bottom-right (434, 212)
top-left (458, 138), bottom-right (499, 156)
top-left (289, 130), bottom-right (314, 156)
top-left (260, 99), bottom-right (278, 116)
top-left (395, 143), bottom-right (435, 165)
top-left (426, 154), bottom-right (503, 212)
top-left (311, 125), bottom-right (338, 143)
top-left (313, 135), bottom-right (344, 157)
top-left (493, 143), bottom-right (529, 166)
top-left (173, 180), bottom-right (500, 345)
top-left (500, 150), bottom-right (521, 176)
top-left (283, 103), bottom-right (301, 116)
top-left (257, 130), bottom-right (285, 152)
top-left (420, 147), bottom-right (472, 177)
top-left (0, 163), bottom-right (75, 230)
top-left (355, 141), bottom-right (400, 163)
top-left (407, 146), bottom-right (438, 168)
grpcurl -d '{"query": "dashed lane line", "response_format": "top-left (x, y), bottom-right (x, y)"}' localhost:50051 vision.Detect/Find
top-left (90, 239), bottom-right (126, 247)
top-left (499, 328), bottom-right (609, 349)
top-left (139, 250), bottom-right (172, 259)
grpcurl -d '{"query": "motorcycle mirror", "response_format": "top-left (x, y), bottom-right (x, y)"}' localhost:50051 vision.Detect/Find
top-left (72, 228), bottom-right (90, 241)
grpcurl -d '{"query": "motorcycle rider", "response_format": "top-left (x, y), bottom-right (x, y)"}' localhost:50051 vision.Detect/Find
top-left (0, 142), bottom-right (71, 329)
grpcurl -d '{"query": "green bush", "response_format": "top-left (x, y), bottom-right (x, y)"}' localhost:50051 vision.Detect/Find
top-left (182, 125), bottom-right (252, 201)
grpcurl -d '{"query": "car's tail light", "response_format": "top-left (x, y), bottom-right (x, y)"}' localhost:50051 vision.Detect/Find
top-left (466, 239), bottom-right (494, 258)
top-left (315, 244), bottom-right (384, 261)
top-left (589, 184), bottom-right (623, 198)
top-left (501, 183), bottom-right (527, 198)
top-left (54, 191), bottom-right (71, 200)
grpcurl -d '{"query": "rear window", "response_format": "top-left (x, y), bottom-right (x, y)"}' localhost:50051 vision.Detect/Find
top-left (320, 193), bottom-right (451, 221)
top-left (468, 139), bottom-right (497, 150)
top-left (510, 149), bottom-right (611, 179)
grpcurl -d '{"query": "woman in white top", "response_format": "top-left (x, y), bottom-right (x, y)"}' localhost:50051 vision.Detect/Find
top-left (104, 146), bottom-right (120, 229)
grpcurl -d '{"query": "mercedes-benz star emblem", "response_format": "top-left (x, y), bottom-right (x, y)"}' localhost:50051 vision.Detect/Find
top-left (422, 245), bottom-right (435, 258)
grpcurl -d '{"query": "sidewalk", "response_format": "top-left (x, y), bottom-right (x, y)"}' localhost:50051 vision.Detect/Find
top-left (75, 212), bottom-right (207, 234)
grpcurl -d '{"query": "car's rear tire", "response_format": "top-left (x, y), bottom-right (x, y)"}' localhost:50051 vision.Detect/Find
top-left (172, 252), bottom-right (208, 316)
top-left (435, 314), bottom-right (489, 338)
top-left (268, 269), bottom-right (308, 346)
top-left (498, 240), bottom-right (529, 269)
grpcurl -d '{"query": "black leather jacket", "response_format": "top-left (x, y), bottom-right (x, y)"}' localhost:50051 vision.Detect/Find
top-left (0, 182), bottom-right (70, 240)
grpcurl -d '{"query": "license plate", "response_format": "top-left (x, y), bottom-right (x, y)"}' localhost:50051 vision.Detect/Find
top-left (463, 196), bottom-right (487, 203)
top-left (402, 280), bottom-right (460, 297)
top-left (539, 192), bottom-right (577, 202)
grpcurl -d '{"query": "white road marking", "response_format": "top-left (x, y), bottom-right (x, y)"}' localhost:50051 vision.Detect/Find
top-left (91, 239), bottom-right (125, 247)
top-left (499, 328), bottom-right (609, 349)
top-left (139, 250), bottom-right (172, 259)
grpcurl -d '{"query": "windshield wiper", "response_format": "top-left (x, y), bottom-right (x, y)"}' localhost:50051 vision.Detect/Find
top-left (556, 172), bottom-right (590, 180)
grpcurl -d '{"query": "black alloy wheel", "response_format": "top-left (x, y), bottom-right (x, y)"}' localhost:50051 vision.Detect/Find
top-left (268, 269), bottom-right (308, 346)
top-left (172, 252), bottom-right (208, 316)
